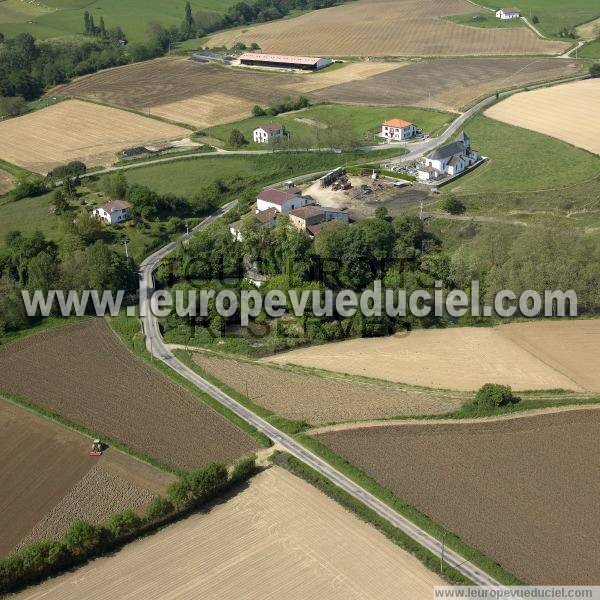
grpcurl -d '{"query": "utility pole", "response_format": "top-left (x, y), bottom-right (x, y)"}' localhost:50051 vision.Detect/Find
top-left (440, 532), bottom-right (448, 574)
top-left (123, 237), bottom-right (129, 258)
top-left (419, 197), bottom-right (424, 220)
top-left (185, 220), bottom-right (189, 235)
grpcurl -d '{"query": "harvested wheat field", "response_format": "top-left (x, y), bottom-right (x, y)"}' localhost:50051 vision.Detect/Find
top-left (192, 351), bottom-right (462, 423)
top-left (0, 319), bottom-right (257, 470)
top-left (52, 58), bottom-right (400, 127)
top-left (0, 99), bottom-right (188, 174)
top-left (209, 0), bottom-right (568, 57)
top-left (312, 57), bottom-right (580, 112)
top-left (315, 409), bottom-right (600, 584)
top-left (14, 466), bottom-right (443, 600)
top-left (265, 320), bottom-right (600, 391)
top-left (0, 398), bottom-right (174, 558)
top-left (0, 169), bottom-right (15, 195)
top-left (485, 79), bottom-right (600, 154)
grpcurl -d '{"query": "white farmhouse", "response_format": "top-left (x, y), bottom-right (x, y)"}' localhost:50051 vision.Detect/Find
top-left (256, 187), bottom-right (312, 214)
top-left (417, 132), bottom-right (480, 181)
top-left (92, 200), bottom-right (132, 224)
top-left (253, 122), bottom-right (285, 144)
top-left (230, 207), bottom-right (279, 241)
top-left (381, 118), bottom-right (418, 141)
top-left (495, 7), bottom-right (520, 19)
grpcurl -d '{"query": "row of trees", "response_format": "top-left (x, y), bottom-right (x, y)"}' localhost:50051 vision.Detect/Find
top-left (0, 457), bottom-right (257, 595)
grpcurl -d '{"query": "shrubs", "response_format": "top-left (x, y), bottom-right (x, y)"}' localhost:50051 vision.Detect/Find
top-left (0, 456), bottom-right (258, 595)
top-left (228, 128), bottom-right (247, 147)
top-left (472, 384), bottom-right (520, 410)
top-left (590, 63), bottom-right (600, 78)
top-left (441, 195), bottom-right (466, 215)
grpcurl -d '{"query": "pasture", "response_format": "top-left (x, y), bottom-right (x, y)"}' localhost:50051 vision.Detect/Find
top-left (314, 409), bottom-right (600, 583)
top-left (0, 398), bottom-right (174, 558)
top-left (0, 319), bottom-right (257, 470)
top-left (484, 79), bottom-right (600, 154)
top-left (0, 169), bottom-right (15, 195)
top-left (208, 0), bottom-right (568, 57)
top-left (12, 467), bottom-right (443, 600)
top-left (0, 0), bottom-right (236, 41)
top-left (191, 351), bottom-right (463, 423)
top-left (264, 320), bottom-right (600, 392)
top-left (0, 100), bottom-right (188, 174)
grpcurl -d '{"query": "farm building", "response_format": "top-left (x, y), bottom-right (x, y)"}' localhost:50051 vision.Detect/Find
top-left (418, 132), bottom-right (480, 181)
top-left (256, 187), bottom-right (313, 214)
top-left (496, 7), bottom-right (520, 19)
top-left (381, 119), bottom-right (418, 141)
top-left (92, 200), bottom-right (132, 224)
top-left (253, 123), bottom-right (285, 143)
top-left (230, 207), bottom-right (279, 241)
top-left (239, 52), bottom-right (332, 71)
top-left (289, 205), bottom-right (349, 232)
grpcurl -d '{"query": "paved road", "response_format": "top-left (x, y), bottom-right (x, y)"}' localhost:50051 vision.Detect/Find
top-left (137, 202), bottom-right (502, 588)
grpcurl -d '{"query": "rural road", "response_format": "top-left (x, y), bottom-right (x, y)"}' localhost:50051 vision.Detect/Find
top-left (138, 204), bottom-right (502, 587)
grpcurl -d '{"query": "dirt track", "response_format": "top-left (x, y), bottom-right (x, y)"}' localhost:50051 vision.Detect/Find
top-left (0, 319), bottom-right (257, 470)
top-left (315, 409), bottom-right (600, 584)
top-left (14, 467), bottom-right (443, 599)
top-left (209, 0), bottom-right (568, 57)
top-left (485, 79), bottom-right (600, 154)
top-left (265, 321), bottom-right (600, 392)
top-left (0, 399), bottom-right (173, 557)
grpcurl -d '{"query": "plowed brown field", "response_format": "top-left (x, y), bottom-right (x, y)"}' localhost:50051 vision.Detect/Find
top-left (191, 351), bottom-right (462, 423)
top-left (0, 319), bottom-right (257, 470)
top-left (13, 467), bottom-right (443, 599)
top-left (0, 398), bottom-right (174, 557)
top-left (315, 409), bottom-right (600, 584)
top-left (0, 100), bottom-right (188, 173)
top-left (209, 0), bottom-right (568, 57)
top-left (265, 320), bottom-right (600, 392)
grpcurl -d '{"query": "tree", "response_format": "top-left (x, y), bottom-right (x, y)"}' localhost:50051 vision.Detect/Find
top-left (532, 15), bottom-right (539, 24)
top-left (165, 479), bottom-right (190, 508)
top-left (107, 509), bottom-right (141, 537)
top-left (374, 206), bottom-right (388, 220)
top-left (99, 16), bottom-right (106, 38)
top-left (441, 195), bottom-right (466, 215)
top-left (64, 521), bottom-right (107, 553)
top-left (74, 208), bottom-right (103, 243)
top-left (252, 104), bottom-right (266, 117)
top-left (472, 384), bottom-right (520, 410)
top-left (83, 11), bottom-right (91, 35)
top-left (249, 42), bottom-right (260, 50)
top-left (228, 128), bottom-right (247, 147)
top-left (145, 496), bottom-right (174, 521)
top-left (182, 0), bottom-right (195, 39)
top-left (590, 63), bottom-right (600, 78)
top-left (0, 95), bottom-right (27, 118)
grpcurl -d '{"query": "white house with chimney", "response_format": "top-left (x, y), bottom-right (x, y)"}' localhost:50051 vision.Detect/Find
top-left (253, 122), bottom-right (285, 143)
top-left (417, 132), bottom-right (480, 181)
top-left (92, 200), bottom-right (132, 224)
top-left (496, 7), bottom-right (520, 19)
top-left (380, 118), bottom-right (418, 141)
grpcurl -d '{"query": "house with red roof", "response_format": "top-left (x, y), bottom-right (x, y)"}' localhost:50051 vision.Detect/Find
top-left (253, 122), bottom-right (285, 144)
top-left (256, 187), bottom-right (312, 214)
top-left (381, 118), bottom-right (418, 141)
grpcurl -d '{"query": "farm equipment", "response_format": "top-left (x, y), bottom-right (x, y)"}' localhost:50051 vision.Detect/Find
top-left (89, 439), bottom-right (104, 456)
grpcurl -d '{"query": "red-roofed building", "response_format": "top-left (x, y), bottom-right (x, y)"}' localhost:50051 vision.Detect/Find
top-left (256, 187), bottom-right (311, 214)
top-left (381, 118), bottom-right (418, 141)
top-left (495, 7), bottom-right (520, 19)
top-left (239, 52), bottom-right (332, 71)
top-left (253, 122), bottom-right (285, 143)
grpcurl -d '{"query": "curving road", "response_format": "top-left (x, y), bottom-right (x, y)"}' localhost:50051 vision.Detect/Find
top-left (138, 201), bottom-right (502, 587)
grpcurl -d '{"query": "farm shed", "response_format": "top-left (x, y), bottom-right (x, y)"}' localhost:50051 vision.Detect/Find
top-left (239, 52), bottom-right (332, 71)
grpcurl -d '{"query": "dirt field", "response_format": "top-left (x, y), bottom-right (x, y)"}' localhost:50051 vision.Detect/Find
top-left (0, 100), bottom-right (188, 173)
top-left (14, 466), bottom-right (443, 599)
top-left (52, 59), bottom-right (401, 128)
top-left (191, 351), bottom-right (462, 424)
top-left (315, 409), bottom-right (600, 584)
top-left (209, 0), bottom-right (568, 57)
top-left (311, 57), bottom-right (580, 112)
top-left (0, 169), bottom-right (15, 195)
top-left (0, 398), bottom-right (174, 557)
top-left (0, 319), bottom-right (257, 470)
top-left (485, 79), bottom-right (600, 154)
top-left (264, 320), bottom-right (600, 391)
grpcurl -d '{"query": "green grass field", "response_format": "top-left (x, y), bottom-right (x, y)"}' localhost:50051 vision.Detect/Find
top-left (0, 191), bottom-right (62, 244)
top-left (448, 115), bottom-right (600, 196)
top-left (0, 0), bottom-right (237, 42)
top-left (443, 12), bottom-right (526, 29)
top-left (206, 105), bottom-right (455, 150)
top-left (580, 38), bottom-right (600, 57)
top-left (470, 0), bottom-right (599, 37)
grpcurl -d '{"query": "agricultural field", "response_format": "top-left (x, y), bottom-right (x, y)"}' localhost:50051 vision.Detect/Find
top-left (314, 408), bottom-right (600, 583)
top-left (264, 320), bottom-right (600, 392)
top-left (484, 79), bottom-right (600, 154)
top-left (579, 38), bottom-right (600, 57)
top-left (0, 0), bottom-right (236, 42)
top-left (191, 351), bottom-right (463, 423)
top-left (0, 168), bottom-right (14, 195)
top-left (0, 100), bottom-right (189, 174)
top-left (0, 319), bottom-right (257, 470)
top-left (208, 0), bottom-right (568, 57)
top-left (0, 398), bottom-right (174, 558)
top-left (442, 12), bottom-right (526, 28)
top-left (469, 0), bottom-right (600, 38)
top-left (13, 467), bottom-right (443, 599)
top-left (310, 57), bottom-right (580, 112)
top-left (446, 115), bottom-right (600, 196)
top-left (206, 104), bottom-right (455, 149)
top-left (52, 58), bottom-right (400, 128)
